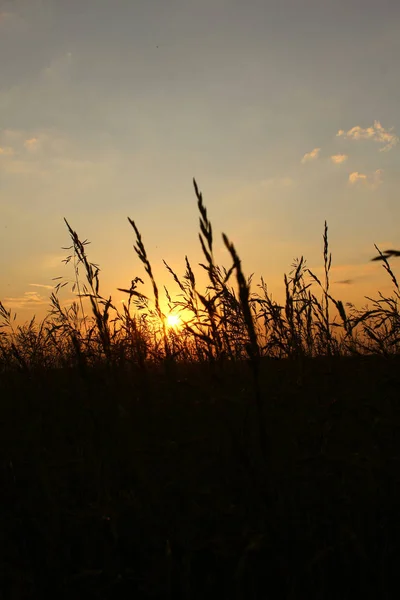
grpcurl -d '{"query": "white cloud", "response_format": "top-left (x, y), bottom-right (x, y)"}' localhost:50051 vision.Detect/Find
top-left (331, 153), bottom-right (348, 164)
top-left (348, 169), bottom-right (383, 188)
top-left (349, 172), bottom-right (367, 185)
top-left (301, 147), bottom-right (321, 163)
top-left (337, 121), bottom-right (398, 152)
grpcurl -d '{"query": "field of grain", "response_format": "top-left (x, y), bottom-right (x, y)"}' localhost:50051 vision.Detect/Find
top-left (1, 181), bottom-right (399, 599)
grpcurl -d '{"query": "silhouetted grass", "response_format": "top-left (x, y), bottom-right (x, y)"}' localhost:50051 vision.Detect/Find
top-left (2, 180), bottom-right (399, 370)
top-left (1, 180), bottom-right (400, 599)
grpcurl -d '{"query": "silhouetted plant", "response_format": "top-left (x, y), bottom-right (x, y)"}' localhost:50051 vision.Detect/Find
top-left (1, 179), bottom-right (400, 374)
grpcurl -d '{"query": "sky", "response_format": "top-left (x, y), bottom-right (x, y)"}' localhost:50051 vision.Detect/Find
top-left (1, 0), bottom-right (400, 322)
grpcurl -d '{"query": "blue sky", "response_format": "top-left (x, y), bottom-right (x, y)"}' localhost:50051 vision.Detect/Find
top-left (1, 0), bottom-right (399, 319)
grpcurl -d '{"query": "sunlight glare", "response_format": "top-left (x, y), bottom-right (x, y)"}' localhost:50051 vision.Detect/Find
top-left (166, 314), bottom-right (181, 329)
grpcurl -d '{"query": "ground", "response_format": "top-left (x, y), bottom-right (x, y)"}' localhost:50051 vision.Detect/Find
top-left (1, 355), bottom-right (400, 598)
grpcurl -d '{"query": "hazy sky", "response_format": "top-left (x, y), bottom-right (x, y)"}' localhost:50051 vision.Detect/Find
top-left (1, 0), bottom-right (400, 320)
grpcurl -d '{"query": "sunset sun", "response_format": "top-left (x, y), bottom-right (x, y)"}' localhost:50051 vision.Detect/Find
top-left (166, 314), bottom-right (181, 329)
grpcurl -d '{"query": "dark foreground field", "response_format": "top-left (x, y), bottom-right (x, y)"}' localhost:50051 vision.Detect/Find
top-left (1, 354), bottom-right (400, 599)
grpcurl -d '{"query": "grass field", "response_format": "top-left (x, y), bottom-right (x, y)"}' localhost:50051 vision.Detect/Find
top-left (1, 181), bottom-right (400, 598)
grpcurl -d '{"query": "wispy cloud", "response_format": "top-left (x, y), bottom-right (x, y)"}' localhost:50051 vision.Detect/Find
top-left (331, 153), bottom-right (348, 165)
top-left (349, 169), bottom-right (383, 188)
top-left (0, 130), bottom-right (98, 179)
top-left (41, 254), bottom-right (70, 270)
top-left (1, 129), bottom-right (24, 143)
top-left (337, 121), bottom-right (398, 152)
top-left (29, 283), bottom-right (54, 290)
top-left (0, 146), bottom-right (14, 156)
top-left (24, 137), bottom-right (39, 151)
top-left (372, 168), bottom-right (383, 187)
top-left (301, 147), bottom-right (321, 163)
top-left (2, 129), bottom-right (72, 156)
top-left (310, 262), bottom-right (376, 287)
top-left (3, 291), bottom-right (48, 310)
top-left (1, 159), bottom-right (49, 178)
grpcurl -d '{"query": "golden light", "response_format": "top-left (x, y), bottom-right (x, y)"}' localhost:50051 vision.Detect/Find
top-left (166, 314), bottom-right (181, 329)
